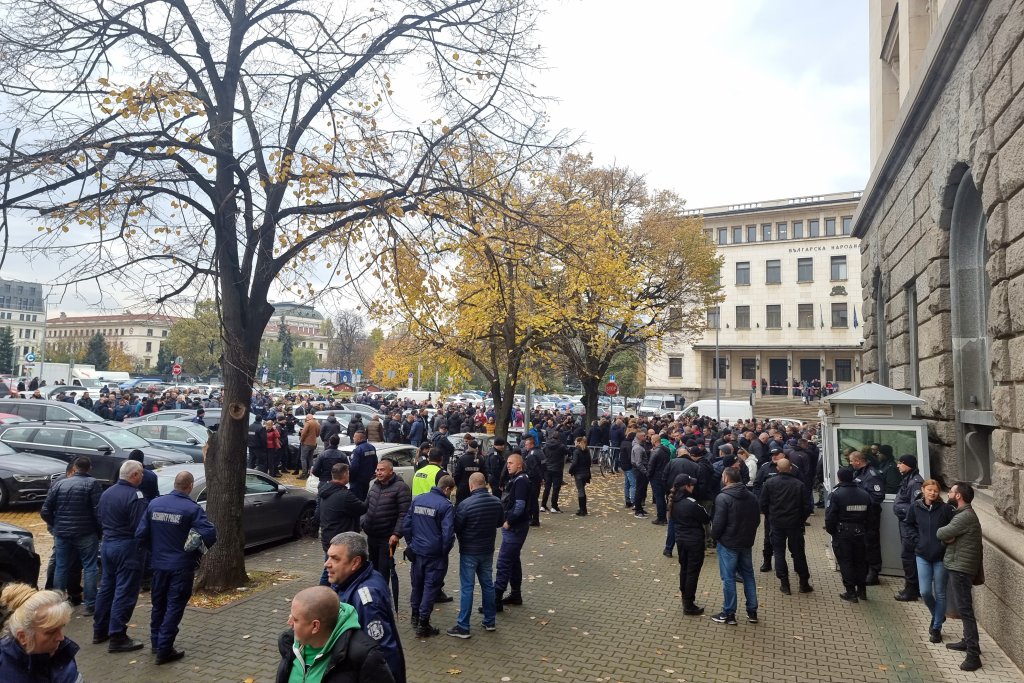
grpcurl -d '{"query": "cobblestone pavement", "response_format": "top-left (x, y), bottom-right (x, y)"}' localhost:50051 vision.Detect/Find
top-left (4, 474), bottom-right (1023, 682)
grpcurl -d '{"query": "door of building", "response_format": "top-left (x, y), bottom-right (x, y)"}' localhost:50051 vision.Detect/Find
top-left (768, 358), bottom-right (787, 396)
top-left (799, 358), bottom-right (820, 384)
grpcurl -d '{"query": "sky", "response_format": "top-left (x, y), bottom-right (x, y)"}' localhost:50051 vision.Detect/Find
top-left (1, 0), bottom-right (870, 313)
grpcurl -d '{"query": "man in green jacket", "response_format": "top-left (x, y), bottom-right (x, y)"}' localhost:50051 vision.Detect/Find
top-left (277, 586), bottom-right (394, 683)
top-left (935, 481), bottom-right (983, 672)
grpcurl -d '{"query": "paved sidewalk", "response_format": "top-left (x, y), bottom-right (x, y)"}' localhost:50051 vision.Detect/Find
top-left (34, 474), bottom-right (1024, 682)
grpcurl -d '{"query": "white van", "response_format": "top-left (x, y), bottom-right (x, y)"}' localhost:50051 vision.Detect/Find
top-left (638, 394), bottom-right (678, 418)
top-left (678, 399), bottom-right (752, 423)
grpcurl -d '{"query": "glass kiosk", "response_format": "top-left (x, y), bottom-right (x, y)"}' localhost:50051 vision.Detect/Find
top-left (822, 382), bottom-right (929, 576)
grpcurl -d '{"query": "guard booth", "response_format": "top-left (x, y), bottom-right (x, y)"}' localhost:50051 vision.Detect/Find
top-left (821, 382), bottom-right (929, 576)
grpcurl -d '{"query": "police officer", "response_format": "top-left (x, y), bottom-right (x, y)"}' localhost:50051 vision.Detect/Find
top-left (670, 474), bottom-right (711, 616)
top-left (430, 422), bottom-right (455, 471)
top-left (411, 449), bottom-right (444, 498)
top-left (892, 454), bottom-right (924, 602)
top-left (825, 467), bottom-right (872, 602)
top-left (93, 460), bottom-right (149, 652)
top-left (485, 438), bottom-right (509, 497)
top-left (326, 532), bottom-right (407, 683)
top-left (849, 451), bottom-right (884, 585)
top-left (493, 454), bottom-right (531, 609)
top-left (521, 436), bottom-right (545, 527)
top-left (452, 443), bottom-right (485, 505)
top-left (402, 474), bottom-right (456, 638)
top-left (135, 470), bottom-right (217, 665)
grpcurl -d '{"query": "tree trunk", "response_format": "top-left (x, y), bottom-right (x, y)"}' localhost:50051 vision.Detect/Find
top-left (492, 380), bottom-right (517, 440)
top-left (581, 375), bottom-right (601, 428)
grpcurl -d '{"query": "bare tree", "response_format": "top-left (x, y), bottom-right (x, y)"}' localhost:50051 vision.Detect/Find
top-left (0, 0), bottom-right (550, 590)
top-left (326, 310), bottom-right (370, 370)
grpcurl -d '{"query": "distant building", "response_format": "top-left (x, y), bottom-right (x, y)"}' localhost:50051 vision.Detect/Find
top-left (264, 302), bottom-right (329, 362)
top-left (0, 278), bottom-right (47, 376)
top-left (45, 312), bottom-right (177, 370)
top-left (645, 192), bottom-right (864, 403)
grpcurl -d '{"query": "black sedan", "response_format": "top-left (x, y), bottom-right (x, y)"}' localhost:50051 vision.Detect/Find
top-left (0, 522), bottom-right (40, 587)
top-left (155, 464), bottom-right (317, 548)
top-left (0, 441), bottom-right (67, 509)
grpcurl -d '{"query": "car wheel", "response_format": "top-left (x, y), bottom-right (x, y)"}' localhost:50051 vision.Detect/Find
top-left (0, 482), bottom-right (8, 510)
top-left (294, 504), bottom-right (317, 539)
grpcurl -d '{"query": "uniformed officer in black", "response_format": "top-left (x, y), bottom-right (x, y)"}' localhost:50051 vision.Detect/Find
top-left (521, 435), bottom-right (545, 527)
top-left (136, 470), bottom-right (217, 665)
top-left (93, 459), bottom-right (149, 652)
top-left (452, 443), bottom-right (485, 505)
top-left (825, 467), bottom-right (872, 602)
top-left (848, 450), bottom-right (885, 585)
top-left (670, 474), bottom-right (711, 616)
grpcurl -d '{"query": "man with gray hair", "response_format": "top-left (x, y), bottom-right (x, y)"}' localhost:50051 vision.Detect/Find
top-left (93, 459), bottom-right (148, 652)
top-left (325, 532), bottom-right (406, 683)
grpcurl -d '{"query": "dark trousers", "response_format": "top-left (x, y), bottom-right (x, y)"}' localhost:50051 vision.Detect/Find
top-left (93, 539), bottom-right (142, 638)
top-left (45, 551), bottom-right (82, 601)
top-left (866, 506), bottom-right (882, 572)
top-left (651, 479), bottom-right (667, 522)
top-left (367, 535), bottom-right (399, 607)
top-left (948, 569), bottom-right (980, 655)
top-left (762, 515), bottom-right (774, 563)
top-left (770, 526), bottom-right (809, 581)
top-left (898, 523), bottom-right (919, 592)
top-left (410, 555), bottom-right (447, 618)
top-left (541, 472), bottom-right (562, 510)
top-left (494, 527), bottom-right (528, 595)
top-left (832, 534), bottom-right (867, 592)
top-left (676, 540), bottom-right (705, 603)
top-left (529, 481), bottom-right (541, 524)
top-left (633, 473), bottom-right (649, 514)
top-left (149, 569), bottom-right (194, 656)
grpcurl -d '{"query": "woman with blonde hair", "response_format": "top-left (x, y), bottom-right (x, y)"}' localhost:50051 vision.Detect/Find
top-left (568, 436), bottom-right (592, 516)
top-left (0, 583), bottom-right (81, 682)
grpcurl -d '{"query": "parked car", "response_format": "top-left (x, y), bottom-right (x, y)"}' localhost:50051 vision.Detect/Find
top-left (304, 443), bottom-right (418, 495)
top-left (0, 522), bottom-right (40, 587)
top-left (126, 408), bottom-right (255, 430)
top-left (0, 442), bottom-right (67, 508)
top-left (0, 412), bottom-right (26, 426)
top-left (125, 422), bottom-right (210, 462)
top-left (766, 417), bottom-right (809, 429)
top-left (445, 431), bottom-right (522, 463)
top-left (0, 422), bottom-right (193, 486)
top-left (155, 464), bottom-right (317, 548)
top-left (0, 398), bottom-right (108, 424)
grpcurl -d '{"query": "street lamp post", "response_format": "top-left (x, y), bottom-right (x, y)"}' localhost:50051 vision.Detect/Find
top-left (714, 309), bottom-right (720, 421)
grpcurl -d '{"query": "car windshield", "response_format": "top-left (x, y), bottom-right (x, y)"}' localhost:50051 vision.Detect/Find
top-left (102, 429), bottom-right (152, 448)
top-left (0, 441), bottom-right (17, 455)
top-left (641, 398), bottom-right (662, 407)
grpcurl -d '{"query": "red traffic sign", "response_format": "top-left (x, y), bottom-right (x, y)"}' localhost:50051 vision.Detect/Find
top-left (171, 363), bottom-right (182, 376)
top-left (605, 381), bottom-right (618, 396)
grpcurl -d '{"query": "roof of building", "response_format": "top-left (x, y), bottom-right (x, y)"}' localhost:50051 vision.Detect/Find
top-left (270, 301), bottom-right (324, 320)
top-left (47, 313), bottom-right (179, 324)
top-left (683, 191), bottom-right (863, 219)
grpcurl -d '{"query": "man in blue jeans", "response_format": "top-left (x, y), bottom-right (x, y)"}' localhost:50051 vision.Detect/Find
top-left (710, 468), bottom-right (760, 625)
top-left (447, 472), bottom-right (504, 638)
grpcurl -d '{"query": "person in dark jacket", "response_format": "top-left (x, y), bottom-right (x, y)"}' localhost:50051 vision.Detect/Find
top-left (849, 450), bottom-right (885, 585)
top-left (893, 454), bottom-right (925, 602)
top-left (127, 450), bottom-right (159, 502)
top-left (904, 479), bottom-right (954, 644)
top-left (661, 445), bottom-right (699, 556)
top-left (540, 432), bottom-right (567, 513)
top-left (247, 420), bottom-right (266, 470)
top-left (345, 414), bottom-right (364, 440)
top-left (40, 456), bottom-right (102, 615)
top-left (384, 413), bottom-right (403, 443)
top-left (360, 460), bottom-right (411, 609)
top-left (936, 481), bottom-right (984, 671)
top-left (608, 419), bottom-right (625, 474)
top-left (312, 435), bottom-right (349, 494)
top-left (320, 413), bottom-right (342, 447)
top-left (447, 473), bottom-right (504, 638)
top-left (277, 586), bottom-right (395, 683)
top-left (402, 476), bottom-right (456, 637)
top-left (752, 448), bottom-right (801, 572)
top-left (759, 459), bottom-right (812, 595)
top-left (318, 464), bottom-right (368, 586)
top-left (521, 436), bottom-right (545, 526)
top-left (453, 445), bottom-right (485, 505)
top-left (631, 432), bottom-right (651, 518)
top-left (585, 420), bottom-right (604, 452)
top-left (493, 455), bottom-right (531, 609)
top-left (825, 467), bottom-right (871, 603)
top-left (0, 584), bottom-right (82, 683)
top-left (710, 468), bottom-right (760, 625)
top-left (484, 438), bottom-right (509, 497)
top-left (671, 474), bottom-right (711, 616)
top-left (620, 431), bottom-right (635, 507)
top-left (431, 423), bottom-right (455, 471)
top-left (647, 435), bottom-right (670, 524)
top-left (567, 437), bottom-right (592, 516)
top-left (347, 432), bottom-right (377, 501)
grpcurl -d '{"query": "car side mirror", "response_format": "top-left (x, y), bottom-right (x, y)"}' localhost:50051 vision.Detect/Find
top-left (277, 484), bottom-right (287, 495)
top-left (186, 438), bottom-right (199, 445)
top-left (98, 446), bottom-right (113, 454)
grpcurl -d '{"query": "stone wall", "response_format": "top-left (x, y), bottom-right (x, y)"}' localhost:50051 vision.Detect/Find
top-left (858, 0), bottom-right (1024, 669)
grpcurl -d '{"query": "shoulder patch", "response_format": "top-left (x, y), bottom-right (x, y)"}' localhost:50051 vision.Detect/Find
top-left (873, 484), bottom-right (881, 491)
top-left (366, 619), bottom-right (385, 640)
top-left (357, 586), bottom-right (373, 605)
top-left (136, 490), bottom-right (145, 499)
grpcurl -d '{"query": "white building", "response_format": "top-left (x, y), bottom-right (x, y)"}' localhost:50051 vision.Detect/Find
top-left (646, 192), bottom-right (865, 402)
top-left (263, 302), bottom-right (329, 362)
top-left (46, 312), bottom-right (178, 370)
top-left (0, 278), bottom-right (47, 375)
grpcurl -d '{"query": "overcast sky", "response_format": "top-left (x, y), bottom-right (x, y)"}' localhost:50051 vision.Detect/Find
top-left (6, 0), bottom-right (869, 314)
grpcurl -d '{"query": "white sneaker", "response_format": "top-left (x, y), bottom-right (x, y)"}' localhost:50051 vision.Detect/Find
top-left (540, 506), bottom-right (548, 513)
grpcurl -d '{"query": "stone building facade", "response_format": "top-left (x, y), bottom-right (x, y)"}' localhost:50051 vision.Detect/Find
top-left (855, 0), bottom-right (1024, 667)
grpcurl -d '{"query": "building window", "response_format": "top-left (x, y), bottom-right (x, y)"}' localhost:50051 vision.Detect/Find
top-left (831, 255), bottom-right (848, 280)
top-left (668, 357), bottom-right (683, 378)
top-left (835, 359), bottom-right (853, 382)
top-left (718, 228), bottom-right (728, 245)
top-left (162, 330), bottom-right (168, 337)
top-left (793, 220), bottom-right (804, 238)
top-left (766, 305), bottom-right (782, 329)
top-left (707, 306), bottom-right (720, 329)
top-left (145, 341), bottom-right (152, 352)
top-left (667, 306), bottom-right (683, 331)
top-left (736, 305), bottom-right (750, 329)
top-left (711, 357), bottom-right (727, 379)
top-left (798, 303), bottom-right (814, 329)
top-left (831, 302), bottom-right (848, 328)
top-left (746, 225), bottom-right (757, 243)
top-left (147, 329), bottom-right (153, 336)
top-left (761, 223), bottom-right (772, 241)
top-left (732, 226), bottom-right (742, 244)
top-left (741, 358), bottom-right (756, 380)
top-left (777, 222), bottom-right (788, 240)
top-left (797, 258), bottom-right (813, 282)
top-left (765, 260), bottom-right (781, 284)
top-left (842, 216), bottom-right (853, 235)
top-left (736, 262), bottom-right (750, 286)
top-left (809, 219), bottom-right (820, 237)
top-left (825, 217), bottom-right (837, 236)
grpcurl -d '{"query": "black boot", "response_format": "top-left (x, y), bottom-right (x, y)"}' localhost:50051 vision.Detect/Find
top-left (575, 497), bottom-right (587, 516)
top-left (865, 569), bottom-right (880, 585)
top-left (799, 579), bottom-right (813, 593)
top-left (415, 617), bottom-right (439, 638)
top-left (108, 634), bottom-right (145, 653)
top-left (411, 611), bottom-right (420, 630)
top-left (857, 587), bottom-right (868, 601)
top-left (759, 560), bottom-right (772, 572)
top-left (894, 586), bottom-right (919, 601)
top-left (501, 591), bottom-right (523, 605)
top-left (682, 599), bottom-right (704, 616)
top-left (960, 654), bottom-right (982, 671)
top-left (839, 591), bottom-right (859, 603)
top-left (779, 579), bottom-right (791, 595)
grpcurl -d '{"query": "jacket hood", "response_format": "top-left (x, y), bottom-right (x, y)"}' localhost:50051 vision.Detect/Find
top-left (719, 483), bottom-right (749, 500)
top-left (290, 603), bottom-right (360, 677)
top-left (319, 482), bottom-right (347, 500)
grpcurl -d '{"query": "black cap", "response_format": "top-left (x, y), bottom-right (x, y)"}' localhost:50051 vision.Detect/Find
top-left (673, 474), bottom-right (695, 488)
top-left (837, 467), bottom-right (855, 483)
top-left (898, 454), bottom-right (918, 469)
top-left (770, 447), bottom-right (782, 455)
top-left (493, 437), bottom-right (507, 446)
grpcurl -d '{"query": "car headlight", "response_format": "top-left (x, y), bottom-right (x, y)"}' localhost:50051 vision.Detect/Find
top-left (15, 535), bottom-right (34, 554)
top-left (12, 475), bottom-right (50, 483)
top-left (150, 460), bottom-right (169, 469)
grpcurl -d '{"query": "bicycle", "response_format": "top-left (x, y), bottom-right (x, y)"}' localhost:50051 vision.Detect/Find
top-left (600, 446), bottom-right (619, 477)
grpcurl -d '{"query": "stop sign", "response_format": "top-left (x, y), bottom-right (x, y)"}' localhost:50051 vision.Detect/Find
top-left (172, 363), bottom-right (182, 376)
top-left (605, 380), bottom-right (618, 396)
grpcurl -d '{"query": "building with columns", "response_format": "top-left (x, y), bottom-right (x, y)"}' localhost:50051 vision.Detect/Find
top-left (856, 0), bottom-right (1024, 667)
top-left (45, 312), bottom-right (177, 370)
top-left (263, 302), bottom-right (329, 362)
top-left (645, 192), bottom-right (864, 403)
